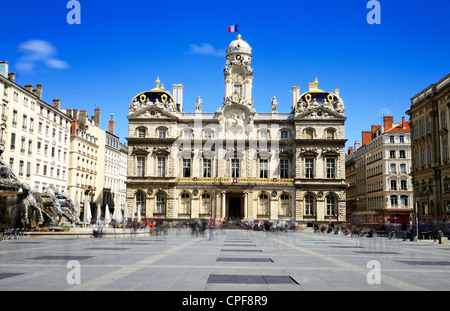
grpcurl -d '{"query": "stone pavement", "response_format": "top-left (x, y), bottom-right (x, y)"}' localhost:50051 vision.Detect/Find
top-left (0, 228), bottom-right (449, 292)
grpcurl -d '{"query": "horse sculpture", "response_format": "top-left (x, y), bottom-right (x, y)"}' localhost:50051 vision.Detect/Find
top-left (21, 183), bottom-right (44, 227)
top-left (40, 186), bottom-right (78, 226)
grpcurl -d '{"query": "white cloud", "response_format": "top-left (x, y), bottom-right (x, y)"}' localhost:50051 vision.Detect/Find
top-left (188, 43), bottom-right (225, 57)
top-left (16, 40), bottom-right (69, 72)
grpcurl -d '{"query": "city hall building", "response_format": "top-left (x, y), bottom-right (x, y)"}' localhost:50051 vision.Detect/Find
top-left (126, 35), bottom-right (347, 227)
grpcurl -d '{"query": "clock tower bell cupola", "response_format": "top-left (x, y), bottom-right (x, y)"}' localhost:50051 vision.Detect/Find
top-left (224, 34), bottom-right (253, 106)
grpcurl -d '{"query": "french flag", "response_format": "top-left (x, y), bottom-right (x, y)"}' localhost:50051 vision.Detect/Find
top-left (227, 24), bottom-right (239, 33)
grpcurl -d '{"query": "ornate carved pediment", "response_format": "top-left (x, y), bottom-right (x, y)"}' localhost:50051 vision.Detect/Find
top-left (153, 146), bottom-right (171, 156)
top-left (132, 146), bottom-right (150, 155)
top-left (257, 149), bottom-right (272, 159)
top-left (225, 147), bottom-right (245, 159)
top-left (322, 147), bottom-right (340, 157)
top-left (128, 106), bottom-right (178, 120)
top-left (295, 106), bottom-right (344, 120)
top-left (178, 147), bottom-right (193, 159)
top-left (279, 148), bottom-right (294, 157)
top-left (299, 147), bottom-right (319, 157)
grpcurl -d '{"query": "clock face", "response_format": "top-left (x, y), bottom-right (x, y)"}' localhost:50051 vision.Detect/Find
top-left (232, 69), bottom-right (244, 82)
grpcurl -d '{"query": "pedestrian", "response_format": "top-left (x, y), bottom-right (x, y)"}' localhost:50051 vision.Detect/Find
top-left (208, 218), bottom-right (215, 240)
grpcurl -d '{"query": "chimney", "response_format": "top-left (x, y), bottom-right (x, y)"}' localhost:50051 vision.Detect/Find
top-left (383, 116), bottom-right (394, 131)
top-left (348, 147), bottom-right (354, 155)
top-left (94, 107), bottom-right (101, 127)
top-left (0, 61), bottom-right (8, 78)
top-left (66, 109), bottom-right (73, 119)
top-left (172, 84), bottom-right (177, 105)
top-left (362, 131), bottom-right (372, 146)
top-left (109, 114), bottom-right (115, 134)
top-left (292, 85), bottom-right (300, 109)
top-left (72, 109), bottom-right (78, 121)
top-left (8, 72), bottom-right (15, 83)
top-left (52, 99), bottom-right (60, 110)
top-left (25, 83), bottom-right (33, 93)
top-left (71, 120), bottom-right (77, 134)
top-left (35, 84), bottom-right (43, 99)
top-left (177, 84), bottom-right (183, 112)
top-left (354, 140), bottom-right (360, 151)
top-left (402, 116), bottom-right (406, 128)
top-left (79, 110), bottom-right (87, 130)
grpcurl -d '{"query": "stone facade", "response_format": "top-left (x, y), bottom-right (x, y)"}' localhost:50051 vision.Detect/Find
top-left (406, 73), bottom-right (450, 224)
top-left (126, 35), bottom-right (347, 226)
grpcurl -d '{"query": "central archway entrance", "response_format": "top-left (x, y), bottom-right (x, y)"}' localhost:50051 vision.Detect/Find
top-left (227, 194), bottom-right (243, 220)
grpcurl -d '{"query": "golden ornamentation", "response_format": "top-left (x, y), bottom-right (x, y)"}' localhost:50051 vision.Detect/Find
top-left (161, 94), bottom-right (168, 103)
top-left (305, 93), bottom-right (312, 103)
top-left (327, 94), bottom-right (334, 103)
top-left (139, 94), bottom-right (146, 103)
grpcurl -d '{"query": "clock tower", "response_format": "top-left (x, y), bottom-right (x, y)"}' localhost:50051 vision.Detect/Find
top-left (224, 34), bottom-right (253, 106)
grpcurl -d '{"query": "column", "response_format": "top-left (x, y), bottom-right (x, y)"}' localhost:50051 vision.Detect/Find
top-left (244, 191), bottom-right (248, 220)
top-left (221, 191), bottom-right (226, 219)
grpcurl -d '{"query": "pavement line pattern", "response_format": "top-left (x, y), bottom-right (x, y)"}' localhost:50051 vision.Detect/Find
top-left (66, 237), bottom-right (202, 291)
top-left (266, 234), bottom-right (430, 291)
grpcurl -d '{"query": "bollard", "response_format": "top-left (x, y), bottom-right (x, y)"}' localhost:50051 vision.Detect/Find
top-left (439, 237), bottom-right (448, 244)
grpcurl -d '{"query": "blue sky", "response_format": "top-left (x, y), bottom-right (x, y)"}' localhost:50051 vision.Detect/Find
top-left (1, 0), bottom-right (449, 151)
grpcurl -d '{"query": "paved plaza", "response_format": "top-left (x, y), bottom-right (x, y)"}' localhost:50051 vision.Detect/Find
top-left (0, 228), bottom-right (449, 292)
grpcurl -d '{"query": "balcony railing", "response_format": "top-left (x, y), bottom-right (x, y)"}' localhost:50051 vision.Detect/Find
top-left (176, 177), bottom-right (294, 184)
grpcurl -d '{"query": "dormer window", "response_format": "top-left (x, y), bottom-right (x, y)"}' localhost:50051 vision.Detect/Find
top-left (158, 128), bottom-right (167, 138)
top-left (137, 128), bottom-right (146, 138)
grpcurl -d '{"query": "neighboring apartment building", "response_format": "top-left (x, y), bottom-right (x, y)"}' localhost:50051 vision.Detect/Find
top-left (406, 73), bottom-right (450, 224)
top-left (0, 61), bottom-right (71, 194)
top-left (64, 108), bottom-right (105, 220)
top-left (126, 35), bottom-right (347, 227)
top-left (345, 116), bottom-right (413, 227)
top-left (103, 113), bottom-right (128, 219)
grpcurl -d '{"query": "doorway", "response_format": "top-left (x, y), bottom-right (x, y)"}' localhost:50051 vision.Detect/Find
top-left (228, 196), bottom-right (243, 219)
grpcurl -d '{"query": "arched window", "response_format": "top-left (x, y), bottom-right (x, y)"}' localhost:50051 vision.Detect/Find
top-left (136, 192), bottom-right (145, 215)
top-left (326, 129), bottom-right (335, 139)
top-left (179, 193), bottom-right (190, 214)
top-left (136, 127), bottom-right (147, 138)
top-left (279, 194), bottom-right (290, 215)
top-left (326, 195), bottom-right (336, 216)
top-left (201, 193), bottom-right (211, 214)
top-left (305, 195), bottom-right (314, 215)
top-left (156, 193), bottom-right (166, 214)
top-left (258, 194), bottom-right (269, 216)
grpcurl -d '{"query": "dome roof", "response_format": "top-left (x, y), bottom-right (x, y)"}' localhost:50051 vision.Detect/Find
top-left (226, 34), bottom-right (252, 55)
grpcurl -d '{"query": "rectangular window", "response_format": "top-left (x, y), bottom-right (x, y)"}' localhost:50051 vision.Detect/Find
top-left (157, 157), bottom-right (166, 177)
top-left (400, 164), bottom-right (407, 174)
top-left (280, 159), bottom-right (289, 178)
top-left (259, 159), bottom-right (268, 178)
top-left (234, 84), bottom-right (242, 96)
top-left (401, 180), bottom-right (407, 190)
top-left (399, 150), bottom-right (406, 158)
top-left (19, 160), bottom-right (24, 177)
top-left (231, 159), bottom-right (240, 178)
top-left (326, 159), bottom-right (335, 178)
top-left (182, 159), bottom-right (191, 177)
top-left (203, 159), bottom-right (211, 178)
top-left (158, 129), bottom-right (166, 138)
top-left (390, 180), bottom-right (397, 191)
top-left (10, 132), bottom-right (16, 150)
top-left (390, 150), bottom-right (396, 158)
top-left (305, 158), bottom-right (314, 178)
top-left (136, 157), bottom-right (145, 177)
